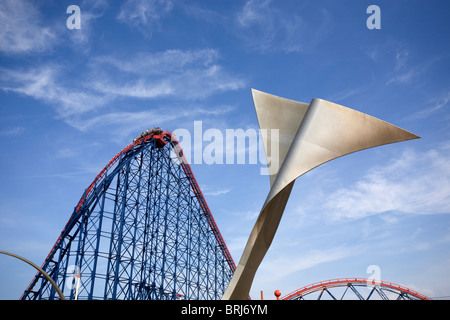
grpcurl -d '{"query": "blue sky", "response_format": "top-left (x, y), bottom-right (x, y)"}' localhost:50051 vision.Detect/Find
top-left (0, 0), bottom-right (449, 300)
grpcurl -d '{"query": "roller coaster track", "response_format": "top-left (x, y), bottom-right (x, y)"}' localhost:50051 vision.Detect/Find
top-left (281, 278), bottom-right (431, 300)
top-left (21, 130), bottom-right (235, 300)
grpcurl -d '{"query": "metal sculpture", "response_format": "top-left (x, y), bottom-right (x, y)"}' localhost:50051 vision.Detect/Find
top-left (222, 89), bottom-right (419, 300)
top-left (21, 130), bottom-right (235, 300)
top-left (281, 278), bottom-right (431, 300)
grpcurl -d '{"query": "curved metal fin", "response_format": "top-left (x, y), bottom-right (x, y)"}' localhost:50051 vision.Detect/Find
top-left (265, 97), bottom-right (420, 206)
top-left (222, 90), bottom-right (419, 300)
top-left (252, 89), bottom-right (309, 187)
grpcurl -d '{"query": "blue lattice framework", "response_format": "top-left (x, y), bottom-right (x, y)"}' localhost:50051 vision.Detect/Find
top-left (21, 130), bottom-right (235, 300)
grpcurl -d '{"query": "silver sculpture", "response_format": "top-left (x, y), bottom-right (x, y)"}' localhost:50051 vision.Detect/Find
top-left (222, 89), bottom-right (420, 300)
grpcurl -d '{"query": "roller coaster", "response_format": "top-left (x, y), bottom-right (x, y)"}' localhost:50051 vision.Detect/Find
top-left (21, 129), bottom-right (235, 300)
top-left (281, 278), bottom-right (431, 300)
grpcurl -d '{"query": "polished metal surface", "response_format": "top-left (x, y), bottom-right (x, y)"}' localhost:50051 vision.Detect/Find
top-left (222, 89), bottom-right (419, 300)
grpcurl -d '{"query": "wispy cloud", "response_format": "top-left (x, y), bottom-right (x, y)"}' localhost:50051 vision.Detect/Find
top-left (236, 0), bottom-right (299, 52)
top-left (66, 0), bottom-right (109, 47)
top-left (328, 85), bottom-right (372, 103)
top-left (92, 49), bottom-right (246, 100)
top-left (117, 0), bottom-right (173, 34)
top-left (405, 89), bottom-right (450, 121)
top-left (0, 65), bottom-right (110, 119)
top-left (94, 49), bottom-right (219, 75)
top-left (0, 0), bottom-right (56, 55)
top-left (0, 48), bottom-right (245, 134)
top-left (0, 0), bottom-right (110, 56)
top-left (235, 0), bottom-right (330, 53)
top-left (202, 186), bottom-right (232, 197)
top-left (65, 104), bottom-right (236, 144)
top-left (367, 41), bottom-right (436, 87)
top-left (322, 147), bottom-right (450, 221)
top-left (0, 126), bottom-right (26, 136)
top-left (180, 2), bottom-right (225, 25)
top-left (92, 79), bottom-right (174, 99)
top-left (67, 110), bottom-right (176, 134)
top-left (385, 46), bottom-right (422, 85)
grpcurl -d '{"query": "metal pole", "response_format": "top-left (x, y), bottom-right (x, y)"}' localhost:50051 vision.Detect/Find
top-left (0, 250), bottom-right (66, 300)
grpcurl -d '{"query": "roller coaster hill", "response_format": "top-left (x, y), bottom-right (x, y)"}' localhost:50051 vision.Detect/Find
top-left (21, 128), bottom-right (235, 300)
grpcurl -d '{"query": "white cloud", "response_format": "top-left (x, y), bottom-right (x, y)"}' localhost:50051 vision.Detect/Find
top-left (117, 0), bottom-right (173, 34)
top-left (368, 41), bottom-right (437, 87)
top-left (235, 0), bottom-right (330, 53)
top-left (0, 0), bottom-right (56, 55)
top-left (66, 1), bottom-right (108, 46)
top-left (236, 0), bottom-right (296, 52)
top-left (385, 47), bottom-right (422, 85)
top-left (65, 104), bottom-right (235, 143)
top-left (202, 187), bottom-right (232, 197)
top-left (0, 65), bottom-right (110, 118)
top-left (0, 48), bottom-right (244, 132)
top-left (237, 0), bottom-right (272, 28)
top-left (67, 110), bottom-right (173, 134)
top-left (92, 79), bottom-right (174, 99)
top-left (0, 0), bottom-right (110, 55)
top-left (392, 47), bottom-right (410, 71)
top-left (322, 147), bottom-right (450, 221)
top-left (0, 126), bottom-right (26, 136)
top-left (180, 2), bottom-right (224, 25)
top-left (94, 49), bottom-right (219, 75)
top-left (92, 49), bottom-right (246, 100)
top-left (406, 89), bottom-right (450, 121)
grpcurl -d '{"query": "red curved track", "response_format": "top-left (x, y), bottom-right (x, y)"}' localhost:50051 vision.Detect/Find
top-left (281, 277), bottom-right (431, 300)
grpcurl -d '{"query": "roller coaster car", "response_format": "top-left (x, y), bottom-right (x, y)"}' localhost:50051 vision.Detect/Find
top-left (133, 127), bottom-right (164, 143)
top-left (151, 127), bottom-right (163, 134)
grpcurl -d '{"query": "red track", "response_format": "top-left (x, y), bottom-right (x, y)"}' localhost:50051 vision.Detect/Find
top-left (169, 132), bottom-right (236, 273)
top-left (281, 277), bottom-right (431, 300)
